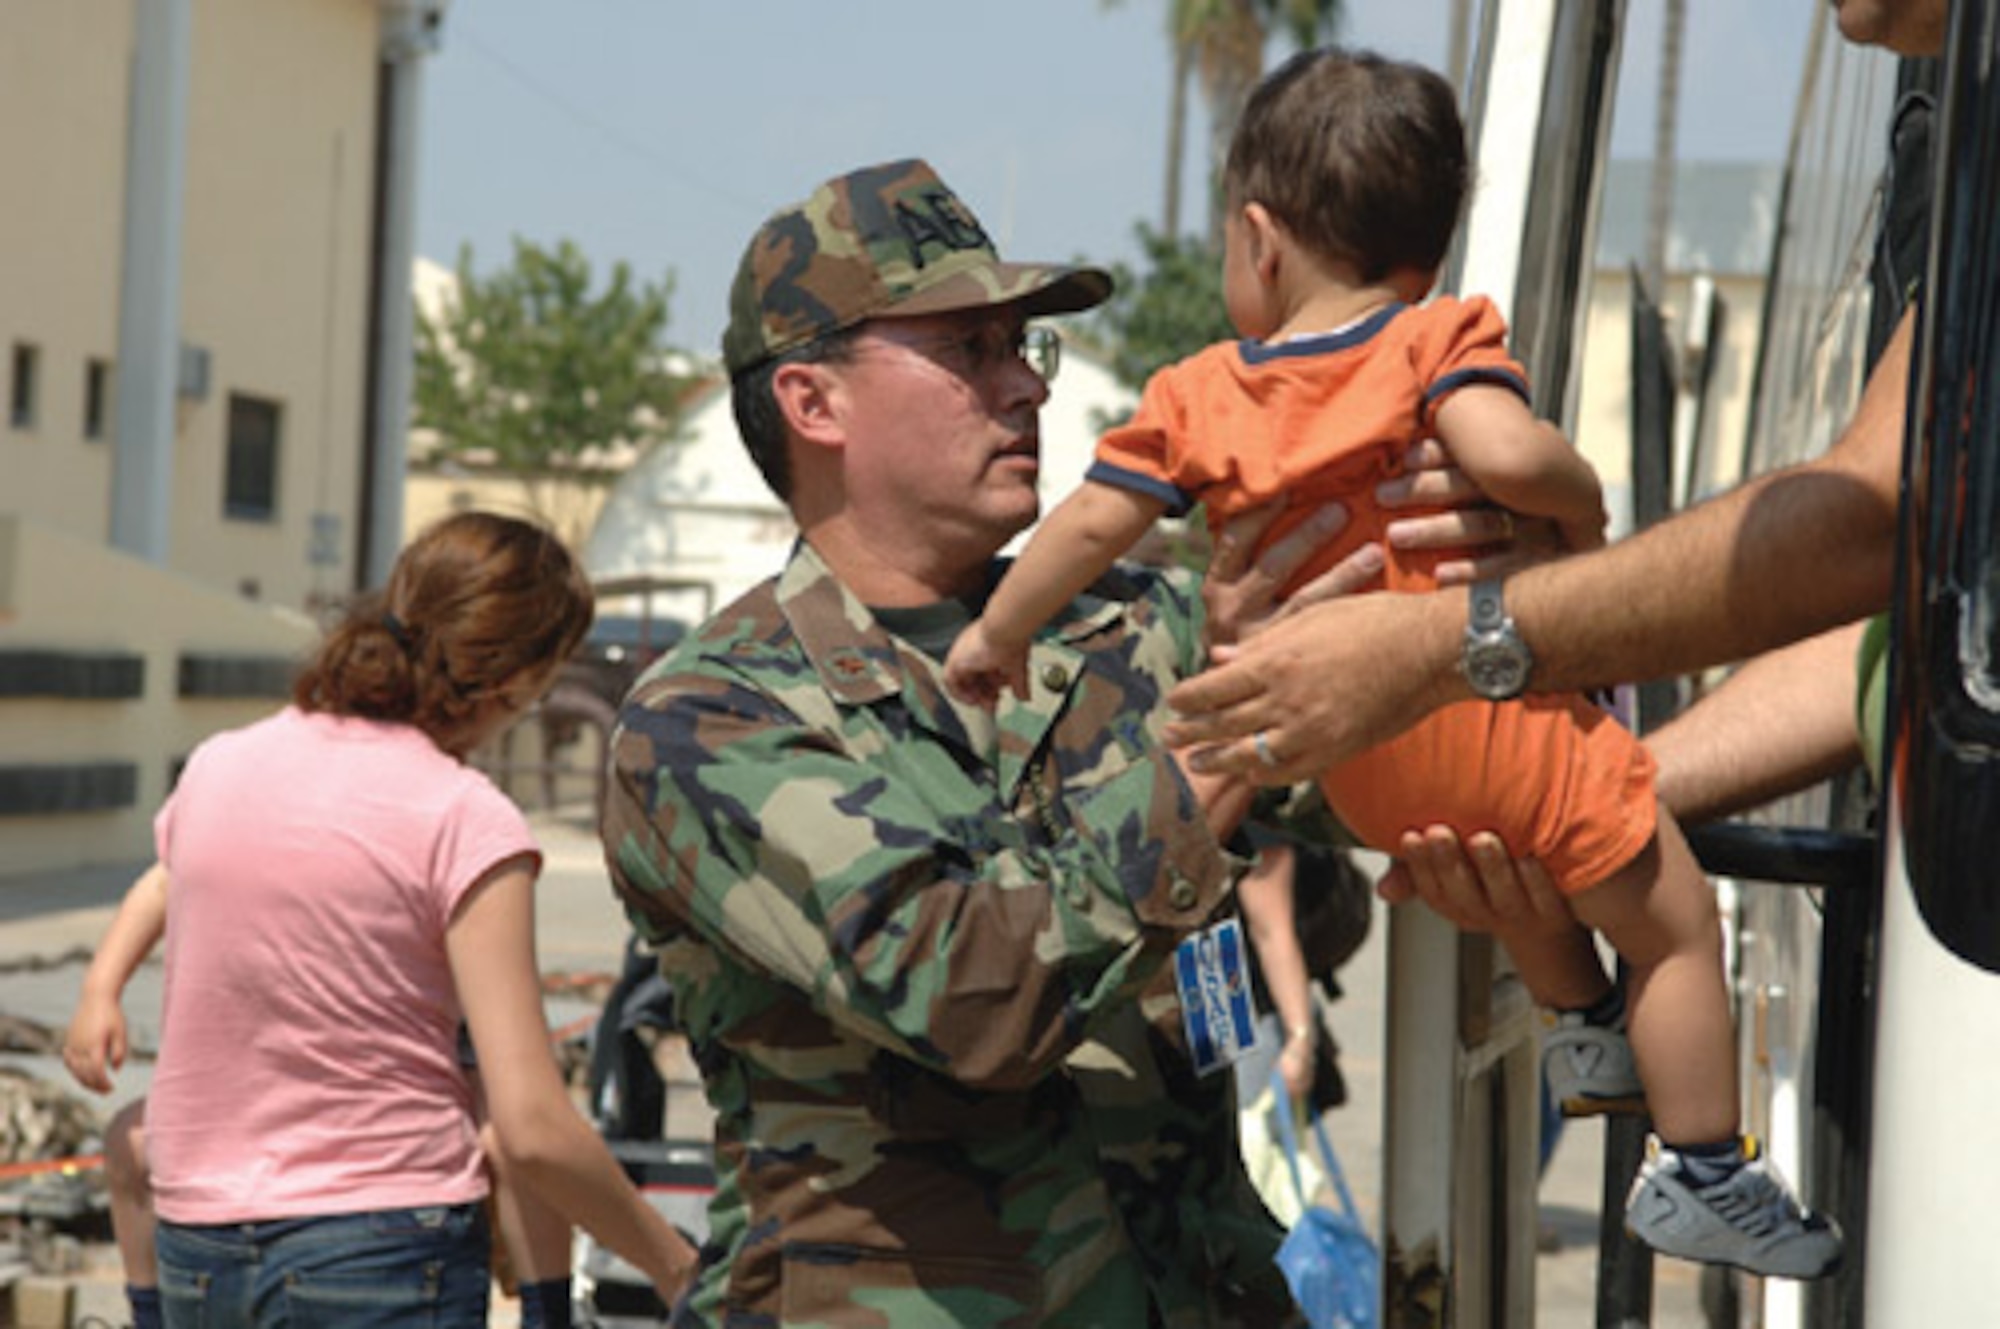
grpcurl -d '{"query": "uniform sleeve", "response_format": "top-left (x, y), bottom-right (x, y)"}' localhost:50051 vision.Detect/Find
top-left (602, 664), bottom-right (1231, 1092)
top-left (1417, 295), bottom-right (1532, 424)
top-left (1089, 363), bottom-right (1202, 516)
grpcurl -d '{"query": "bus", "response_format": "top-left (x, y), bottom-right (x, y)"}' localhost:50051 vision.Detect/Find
top-left (1386, 1), bottom-right (2000, 1324)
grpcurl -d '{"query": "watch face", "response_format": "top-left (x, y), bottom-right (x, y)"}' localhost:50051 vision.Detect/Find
top-left (1462, 579), bottom-right (1531, 700)
top-left (1465, 634), bottom-right (1530, 699)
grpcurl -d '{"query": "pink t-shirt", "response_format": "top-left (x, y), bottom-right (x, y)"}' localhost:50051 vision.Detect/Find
top-left (148, 706), bottom-right (539, 1223)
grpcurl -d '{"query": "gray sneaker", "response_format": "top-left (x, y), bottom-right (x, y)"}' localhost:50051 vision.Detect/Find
top-left (1542, 1012), bottom-right (1646, 1116)
top-left (1624, 1136), bottom-right (1843, 1279)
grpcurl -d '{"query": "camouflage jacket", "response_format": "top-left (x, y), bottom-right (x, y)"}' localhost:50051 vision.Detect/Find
top-left (603, 541), bottom-right (1296, 1328)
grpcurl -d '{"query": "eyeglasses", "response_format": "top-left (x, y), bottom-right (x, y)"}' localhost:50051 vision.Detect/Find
top-left (852, 322), bottom-right (1062, 384)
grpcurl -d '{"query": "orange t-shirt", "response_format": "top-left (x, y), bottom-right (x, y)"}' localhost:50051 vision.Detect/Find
top-left (1091, 298), bottom-right (1655, 893)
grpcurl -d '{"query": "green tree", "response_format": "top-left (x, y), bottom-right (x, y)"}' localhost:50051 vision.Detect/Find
top-left (1093, 224), bottom-right (1234, 394)
top-left (413, 238), bottom-right (692, 536)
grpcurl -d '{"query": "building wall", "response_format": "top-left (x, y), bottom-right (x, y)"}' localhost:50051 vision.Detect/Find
top-left (1575, 268), bottom-right (1768, 537)
top-left (0, 5), bottom-right (132, 536)
top-left (0, 0), bottom-right (386, 880)
top-left (403, 466), bottom-right (619, 554)
top-left (0, 515), bottom-right (316, 876)
top-left (0, 0), bottom-right (380, 617)
top-left (175, 0), bottom-right (380, 611)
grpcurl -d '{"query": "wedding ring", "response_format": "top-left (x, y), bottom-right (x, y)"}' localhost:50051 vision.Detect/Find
top-left (1252, 730), bottom-right (1280, 769)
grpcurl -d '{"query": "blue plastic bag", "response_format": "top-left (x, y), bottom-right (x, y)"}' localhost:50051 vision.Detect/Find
top-left (1271, 1071), bottom-right (1380, 1329)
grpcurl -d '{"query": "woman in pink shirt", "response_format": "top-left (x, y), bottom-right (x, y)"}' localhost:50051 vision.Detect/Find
top-left (95, 512), bottom-right (693, 1327)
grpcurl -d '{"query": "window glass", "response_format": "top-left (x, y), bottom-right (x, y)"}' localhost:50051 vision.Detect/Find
top-left (225, 393), bottom-right (282, 521)
top-left (84, 359), bottom-right (110, 440)
top-left (9, 342), bottom-right (38, 429)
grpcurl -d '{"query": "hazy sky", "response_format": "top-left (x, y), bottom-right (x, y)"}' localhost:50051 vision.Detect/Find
top-left (414, 2), bottom-right (1813, 358)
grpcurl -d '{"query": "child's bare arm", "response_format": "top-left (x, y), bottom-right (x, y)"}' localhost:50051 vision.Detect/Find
top-left (945, 481), bottom-right (1167, 705)
top-left (63, 863), bottom-right (169, 1093)
top-left (1433, 386), bottom-right (1607, 551)
top-left (984, 481), bottom-right (1171, 646)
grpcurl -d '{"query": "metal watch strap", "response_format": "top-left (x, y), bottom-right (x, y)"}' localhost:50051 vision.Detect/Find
top-left (1468, 578), bottom-right (1507, 633)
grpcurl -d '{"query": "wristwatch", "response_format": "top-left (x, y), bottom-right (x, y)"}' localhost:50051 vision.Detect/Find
top-left (1460, 577), bottom-right (1533, 701)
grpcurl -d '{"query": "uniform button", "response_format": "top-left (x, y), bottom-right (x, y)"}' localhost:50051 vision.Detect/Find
top-left (1168, 872), bottom-right (1199, 910)
top-left (1040, 663), bottom-right (1070, 691)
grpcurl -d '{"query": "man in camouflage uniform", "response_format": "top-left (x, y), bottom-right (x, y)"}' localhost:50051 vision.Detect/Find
top-left (601, 159), bottom-right (1303, 1326)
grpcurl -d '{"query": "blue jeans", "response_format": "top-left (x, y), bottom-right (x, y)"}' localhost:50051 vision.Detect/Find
top-left (157, 1202), bottom-right (490, 1328)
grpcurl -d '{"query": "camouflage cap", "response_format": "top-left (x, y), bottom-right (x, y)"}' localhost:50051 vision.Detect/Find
top-left (721, 158), bottom-right (1113, 376)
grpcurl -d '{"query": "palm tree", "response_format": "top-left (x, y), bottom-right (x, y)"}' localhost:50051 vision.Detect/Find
top-left (1106, 0), bottom-right (1344, 242)
top-left (1446, 0), bottom-right (1473, 96)
top-left (1181, 0), bottom-right (1346, 244)
top-left (1643, 0), bottom-right (1686, 297)
top-left (1163, 32), bottom-right (1193, 235)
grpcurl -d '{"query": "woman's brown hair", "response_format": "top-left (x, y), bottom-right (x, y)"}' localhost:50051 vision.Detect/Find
top-left (292, 512), bottom-right (594, 752)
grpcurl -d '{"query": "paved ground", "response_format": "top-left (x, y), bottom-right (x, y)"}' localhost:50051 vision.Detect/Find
top-left (0, 811), bottom-right (1708, 1326)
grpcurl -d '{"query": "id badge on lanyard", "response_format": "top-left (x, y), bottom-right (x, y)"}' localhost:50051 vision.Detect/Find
top-left (1174, 916), bottom-right (1260, 1076)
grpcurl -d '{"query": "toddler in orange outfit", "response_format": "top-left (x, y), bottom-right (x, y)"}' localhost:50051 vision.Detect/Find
top-left (944, 46), bottom-right (1840, 1280)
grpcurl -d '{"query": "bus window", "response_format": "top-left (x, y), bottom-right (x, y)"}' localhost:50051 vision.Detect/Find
top-left (1895, 4), bottom-right (2000, 974)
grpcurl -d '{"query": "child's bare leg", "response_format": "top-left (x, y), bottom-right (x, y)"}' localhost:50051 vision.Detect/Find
top-left (1567, 814), bottom-right (1738, 1145)
top-left (1492, 917), bottom-right (1613, 1012)
top-left (104, 1099), bottom-right (162, 1328)
top-left (105, 1099), bottom-right (156, 1280)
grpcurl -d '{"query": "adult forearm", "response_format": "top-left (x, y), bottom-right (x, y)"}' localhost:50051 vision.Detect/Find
top-left (1646, 622), bottom-right (1870, 824)
top-left (1165, 460), bottom-right (1896, 782)
top-left (498, 1109), bottom-right (695, 1295)
top-left (1239, 850), bottom-right (1310, 1036)
top-left (1507, 460), bottom-right (1896, 696)
top-left (1511, 309), bottom-right (1907, 692)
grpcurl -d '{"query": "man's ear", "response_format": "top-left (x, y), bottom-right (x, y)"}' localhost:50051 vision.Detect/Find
top-left (771, 360), bottom-right (845, 452)
top-left (1241, 201), bottom-right (1285, 284)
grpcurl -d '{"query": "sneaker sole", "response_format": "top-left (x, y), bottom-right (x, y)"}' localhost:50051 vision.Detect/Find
top-left (1556, 1090), bottom-right (1648, 1118)
top-left (1623, 1222), bottom-right (1844, 1281)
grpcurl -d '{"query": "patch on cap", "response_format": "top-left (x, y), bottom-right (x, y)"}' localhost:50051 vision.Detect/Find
top-left (722, 158), bottom-right (1111, 375)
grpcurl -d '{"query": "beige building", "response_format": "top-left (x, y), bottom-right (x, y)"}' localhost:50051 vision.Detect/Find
top-left (1574, 161), bottom-right (1783, 532)
top-left (2, 0), bottom-right (444, 878)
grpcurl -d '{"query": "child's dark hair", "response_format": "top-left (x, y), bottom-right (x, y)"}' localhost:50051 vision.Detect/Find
top-left (293, 512), bottom-right (594, 751)
top-left (1226, 47), bottom-right (1469, 282)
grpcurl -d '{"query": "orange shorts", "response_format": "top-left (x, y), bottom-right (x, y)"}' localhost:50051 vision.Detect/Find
top-left (1317, 693), bottom-right (1658, 896)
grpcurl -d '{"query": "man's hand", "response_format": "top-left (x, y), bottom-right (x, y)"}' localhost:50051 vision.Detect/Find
top-left (1377, 825), bottom-right (1577, 938)
top-left (1169, 585), bottom-right (1467, 782)
top-left (1379, 439), bottom-right (1573, 584)
top-left (1201, 501), bottom-right (1382, 648)
top-left (1176, 440), bottom-right (1567, 782)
